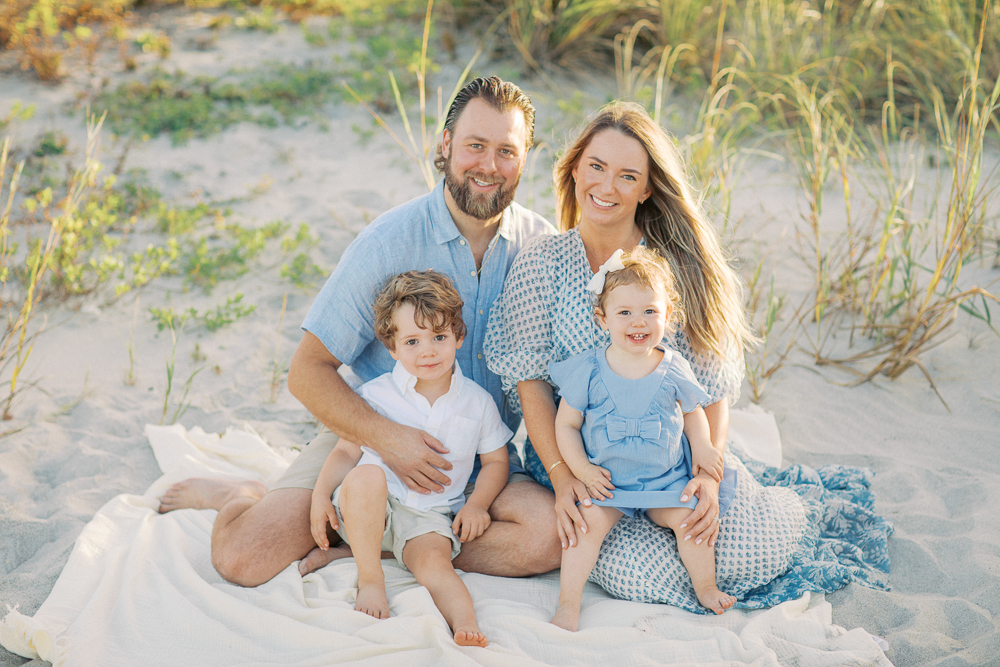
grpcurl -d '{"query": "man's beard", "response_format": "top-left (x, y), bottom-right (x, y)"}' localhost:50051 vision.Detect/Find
top-left (444, 152), bottom-right (520, 220)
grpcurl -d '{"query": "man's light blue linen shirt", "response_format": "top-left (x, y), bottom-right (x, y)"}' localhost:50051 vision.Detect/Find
top-left (302, 179), bottom-right (555, 434)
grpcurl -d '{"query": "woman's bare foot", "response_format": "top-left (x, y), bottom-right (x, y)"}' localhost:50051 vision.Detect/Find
top-left (355, 582), bottom-right (390, 619)
top-left (550, 602), bottom-right (580, 631)
top-left (454, 627), bottom-right (488, 647)
top-left (696, 587), bottom-right (737, 615)
top-left (298, 543), bottom-right (354, 576)
top-left (157, 478), bottom-right (267, 513)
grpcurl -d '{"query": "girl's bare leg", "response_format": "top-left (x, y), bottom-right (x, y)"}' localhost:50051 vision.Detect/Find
top-left (339, 465), bottom-right (391, 618)
top-left (551, 505), bottom-right (624, 631)
top-left (647, 507), bottom-right (736, 614)
top-left (402, 533), bottom-right (487, 647)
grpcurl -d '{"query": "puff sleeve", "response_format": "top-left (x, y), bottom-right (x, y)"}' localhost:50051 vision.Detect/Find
top-left (547, 351), bottom-right (597, 414)
top-left (667, 353), bottom-right (713, 413)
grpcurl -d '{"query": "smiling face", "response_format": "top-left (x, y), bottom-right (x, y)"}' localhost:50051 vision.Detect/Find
top-left (388, 303), bottom-right (464, 388)
top-left (572, 128), bottom-right (652, 234)
top-left (441, 98), bottom-right (529, 223)
top-left (596, 282), bottom-right (671, 359)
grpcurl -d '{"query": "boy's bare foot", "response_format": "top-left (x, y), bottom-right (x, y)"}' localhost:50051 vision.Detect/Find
top-left (355, 582), bottom-right (390, 619)
top-left (157, 478), bottom-right (267, 513)
top-left (550, 602), bottom-right (580, 632)
top-left (697, 587), bottom-right (737, 615)
top-left (298, 544), bottom-right (354, 576)
top-left (454, 628), bottom-right (488, 647)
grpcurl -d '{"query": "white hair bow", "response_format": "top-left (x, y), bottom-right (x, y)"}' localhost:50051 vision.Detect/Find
top-left (586, 248), bottom-right (626, 295)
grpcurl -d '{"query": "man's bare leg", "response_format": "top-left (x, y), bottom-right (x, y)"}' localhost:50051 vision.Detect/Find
top-left (452, 480), bottom-right (561, 577)
top-left (158, 478), bottom-right (267, 513)
top-left (158, 477), bottom-right (317, 587)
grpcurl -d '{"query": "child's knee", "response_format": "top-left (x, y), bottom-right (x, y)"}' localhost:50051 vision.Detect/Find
top-left (646, 507), bottom-right (687, 532)
top-left (341, 465), bottom-right (387, 499)
top-left (402, 533), bottom-right (453, 573)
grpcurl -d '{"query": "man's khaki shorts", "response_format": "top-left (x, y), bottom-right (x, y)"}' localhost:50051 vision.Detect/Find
top-left (271, 427), bottom-right (533, 495)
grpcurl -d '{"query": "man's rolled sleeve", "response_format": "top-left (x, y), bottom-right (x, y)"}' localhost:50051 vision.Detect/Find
top-left (301, 232), bottom-right (388, 365)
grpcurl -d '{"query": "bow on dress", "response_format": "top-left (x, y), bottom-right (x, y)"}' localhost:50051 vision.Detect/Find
top-left (606, 414), bottom-right (662, 441)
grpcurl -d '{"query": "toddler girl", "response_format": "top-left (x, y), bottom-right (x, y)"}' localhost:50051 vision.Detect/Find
top-left (548, 246), bottom-right (738, 631)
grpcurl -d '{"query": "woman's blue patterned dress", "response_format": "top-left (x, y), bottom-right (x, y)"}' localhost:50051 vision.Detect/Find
top-left (485, 229), bottom-right (893, 613)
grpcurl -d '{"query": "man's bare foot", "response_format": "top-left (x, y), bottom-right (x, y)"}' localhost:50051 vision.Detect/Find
top-left (298, 544), bottom-right (354, 576)
top-left (454, 628), bottom-right (488, 647)
top-left (157, 478), bottom-right (267, 513)
top-left (697, 587), bottom-right (737, 615)
top-left (355, 582), bottom-right (390, 619)
top-left (550, 602), bottom-right (580, 631)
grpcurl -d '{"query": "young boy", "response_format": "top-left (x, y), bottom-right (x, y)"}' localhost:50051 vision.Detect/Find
top-left (308, 270), bottom-right (511, 648)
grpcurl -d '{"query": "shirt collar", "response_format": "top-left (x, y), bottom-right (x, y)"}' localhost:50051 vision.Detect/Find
top-left (430, 178), bottom-right (515, 245)
top-left (391, 358), bottom-right (464, 395)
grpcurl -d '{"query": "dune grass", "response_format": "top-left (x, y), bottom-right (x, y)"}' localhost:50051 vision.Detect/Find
top-left (3, 0), bottom-right (998, 406)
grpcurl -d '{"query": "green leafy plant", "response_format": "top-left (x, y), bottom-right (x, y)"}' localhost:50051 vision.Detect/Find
top-left (181, 220), bottom-right (286, 290)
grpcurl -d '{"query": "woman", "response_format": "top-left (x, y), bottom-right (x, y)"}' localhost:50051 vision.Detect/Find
top-left (485, 102), bottom-right (890, 612)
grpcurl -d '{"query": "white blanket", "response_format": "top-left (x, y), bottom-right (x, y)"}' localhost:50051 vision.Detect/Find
top-left (2, 423), bottom-right (892, 667)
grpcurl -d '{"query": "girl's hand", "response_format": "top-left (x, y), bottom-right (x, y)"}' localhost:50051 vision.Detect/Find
top-left (549, 465), bottom-right (593, 549)
top-left (678, 473), bottom-right (721, 547)
top-left (452, 503), bottom-right (491, 543)
top-left (310, 492), bottom-right (339, 550)
top-left (577, 463), bottom-right (615, 501)
top-left (692, 445), bottom-right (724, 482)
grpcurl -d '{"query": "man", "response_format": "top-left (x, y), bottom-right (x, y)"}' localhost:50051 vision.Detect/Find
top-left (158, 76), bottom-right (561, 587)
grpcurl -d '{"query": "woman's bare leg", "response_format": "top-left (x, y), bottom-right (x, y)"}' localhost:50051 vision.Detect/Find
top-left (647, 507), bottom-right (735, 614)
top-left (551, 505), bottom-right (623, 631)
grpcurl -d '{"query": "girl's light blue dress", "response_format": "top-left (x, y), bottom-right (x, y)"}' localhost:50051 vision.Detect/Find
top-left (550, 345), bottom-right (737, 515)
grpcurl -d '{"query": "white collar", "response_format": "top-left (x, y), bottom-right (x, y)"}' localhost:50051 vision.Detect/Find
top-left (391, 359), bottom-right (464, 395)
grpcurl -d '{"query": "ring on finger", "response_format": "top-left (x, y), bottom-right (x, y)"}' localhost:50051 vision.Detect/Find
top-left (712, 516), bottom-right (719, 522)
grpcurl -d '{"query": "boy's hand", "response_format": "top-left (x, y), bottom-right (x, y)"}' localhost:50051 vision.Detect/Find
top-left (576, 463), bottom-right (615, 502)
top-left (692, 445), bottom-right (724, 483)
top-left (310, 491), bottom-right (339, 550)
top-left (452, 503), bottom-right (491, 543)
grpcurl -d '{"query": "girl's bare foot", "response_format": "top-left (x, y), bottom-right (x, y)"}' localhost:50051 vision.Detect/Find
top-left (298, 543), bottom-right (354, 576)
top-left (454, 628), bottom-right (488, 647)
top-left (157, 478), bottom-right (267, 513)
top-left (697, 587), bottom-right (737, 615)
top-left (550, 602), bottom-right (580, 631)
top-left (355, 582), bottom-right (390, 619)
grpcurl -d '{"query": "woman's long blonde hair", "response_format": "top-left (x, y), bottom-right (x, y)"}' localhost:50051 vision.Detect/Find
top-left (554, 101), bottom-right (756, 357)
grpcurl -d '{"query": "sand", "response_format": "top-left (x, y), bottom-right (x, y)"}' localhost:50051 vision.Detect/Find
top-left (1, 6), bottom-right (999, 666)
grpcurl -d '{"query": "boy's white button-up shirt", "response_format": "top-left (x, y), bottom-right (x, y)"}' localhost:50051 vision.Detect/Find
top-left (356, 360), bottom-right (513, 513)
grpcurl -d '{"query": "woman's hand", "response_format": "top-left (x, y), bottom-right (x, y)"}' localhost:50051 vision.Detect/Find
top-left (310, 490), bottom-right (339, 550)
top-left (549, 464), bottom-right (594, 549)
top-left (678, 472), bottom-right (721, 546)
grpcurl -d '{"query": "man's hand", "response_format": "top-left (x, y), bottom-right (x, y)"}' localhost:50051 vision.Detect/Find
top-left (377, 420), bottom-right (453, 494)
top-left (310, 490), bottom-right (339, 550)
top-left (452, 503), bottom-right (491, 543)
top-left (678, 473), bottom-right (721, 546)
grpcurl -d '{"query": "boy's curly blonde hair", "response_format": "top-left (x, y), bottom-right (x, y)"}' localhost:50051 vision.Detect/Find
top-left (595, 246), bottom-right (685, 331)
top-left (373, 270), bottom-right (466, 350)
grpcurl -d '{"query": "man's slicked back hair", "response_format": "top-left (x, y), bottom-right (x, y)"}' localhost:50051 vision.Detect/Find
top-left (434, 76), bottom-right (535, 171)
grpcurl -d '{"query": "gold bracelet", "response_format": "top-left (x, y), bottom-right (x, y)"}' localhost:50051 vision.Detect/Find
top-left (547, 460), bottom-right (566, 475)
